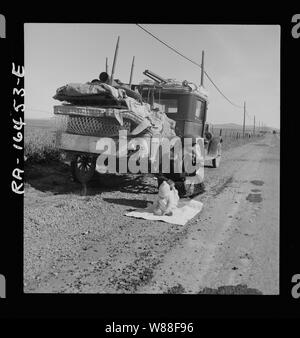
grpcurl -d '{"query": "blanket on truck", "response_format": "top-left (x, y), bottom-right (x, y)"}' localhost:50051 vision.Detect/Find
top-left (53, 81), bottom-right (143, 103)
top-left (53, 81), bottom-right (177, 138)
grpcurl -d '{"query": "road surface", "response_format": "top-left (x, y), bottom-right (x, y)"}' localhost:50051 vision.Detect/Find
top-left (24, 134), bottom-right (279, 294)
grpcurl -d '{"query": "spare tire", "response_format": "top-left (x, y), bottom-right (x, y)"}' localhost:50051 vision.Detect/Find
top-left (205, 131), bottom-right (213, 141)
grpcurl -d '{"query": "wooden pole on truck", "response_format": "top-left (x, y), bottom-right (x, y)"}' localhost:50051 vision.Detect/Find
top-left (129, 56), bottom-right (135, 87)
top-left (105, 57), bottom-right (108, 73)
top-left (110, 36), bottom-right (120, 85)
top-left (201, 50), bottom-right (205, 86)
top-left (243, 101), bottom-right (246, 138)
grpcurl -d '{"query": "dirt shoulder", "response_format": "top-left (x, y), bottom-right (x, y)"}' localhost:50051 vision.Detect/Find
top-left (24, 135), bottom-right (279, 294)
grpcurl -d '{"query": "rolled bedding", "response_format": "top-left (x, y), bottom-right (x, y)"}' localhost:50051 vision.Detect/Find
top-left (53, 81), bottom-right (142, 105)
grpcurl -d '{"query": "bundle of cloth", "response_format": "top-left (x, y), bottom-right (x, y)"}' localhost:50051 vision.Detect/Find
top-left (53, 80), bottom-right (142, 104)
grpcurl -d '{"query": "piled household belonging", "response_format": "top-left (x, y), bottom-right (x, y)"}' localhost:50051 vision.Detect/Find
top-left (53, 72), bottom-right (177, 139)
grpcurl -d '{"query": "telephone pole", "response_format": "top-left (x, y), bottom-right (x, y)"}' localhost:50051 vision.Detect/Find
top-left (105, 57), bottom-right (108, 73)
top-left (200, 50), bottom-right (205, 86)
top-left (129, 56), bottom-right (135, 86)
top-left (243, 101), bottom-right (246, 138)
top-left (110, 36), bottom-right (120, 85)
top-left (253, 115), bottom-right (256, 136)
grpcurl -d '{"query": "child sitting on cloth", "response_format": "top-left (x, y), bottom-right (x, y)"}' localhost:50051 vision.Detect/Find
top-left (167, 179), bottom-right (180, 206)
top-left (152, 180), bottom-right (179, 216)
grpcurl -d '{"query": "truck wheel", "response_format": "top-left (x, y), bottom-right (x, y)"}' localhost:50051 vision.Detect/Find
top-left (71, 154), bottom-right (97, 184)
top-left (212, 144), bottom-right (222, 168)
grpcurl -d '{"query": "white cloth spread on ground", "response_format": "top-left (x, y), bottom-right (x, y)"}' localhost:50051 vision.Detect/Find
top-left (125, 198), bottom-right (203, 225)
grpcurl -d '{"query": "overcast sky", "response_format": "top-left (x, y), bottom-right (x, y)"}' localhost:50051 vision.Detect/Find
top-left (24, 23), bottom-right (280, 128)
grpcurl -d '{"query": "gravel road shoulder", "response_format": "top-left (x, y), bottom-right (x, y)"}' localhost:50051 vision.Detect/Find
top-left (24, 135), bottom-right (279, 294)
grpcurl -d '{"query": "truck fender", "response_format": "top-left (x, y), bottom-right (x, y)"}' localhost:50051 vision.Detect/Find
top-left (207, 136), bottom-right (221, 157)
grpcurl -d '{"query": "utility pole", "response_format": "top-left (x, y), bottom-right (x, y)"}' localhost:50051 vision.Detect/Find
top-left (253, 115), bottom-right (256, 136)
top-left (129, 56), bottom-right (135, 87)
top-left (105, 57), bottom-right (108, 73)
top-left (243, 101), bottom-right (246, 138)
top-left (200, 50), bottom-right (205, 86)
top-left (110, 36), bottom-right (120, 85)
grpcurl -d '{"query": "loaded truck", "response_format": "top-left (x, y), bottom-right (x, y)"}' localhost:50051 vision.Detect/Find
top-left (53, 41), bottom-right (222, 197)
top-left (54, 69), bottom-right (222, 197)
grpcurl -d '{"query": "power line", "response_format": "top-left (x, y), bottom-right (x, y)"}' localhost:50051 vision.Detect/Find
top-left (136, 24), bottom-right (203, 69)
top-left (203, 72), bottom-right (243, 108)
top-left (136, 24), bottom-right (244, 109)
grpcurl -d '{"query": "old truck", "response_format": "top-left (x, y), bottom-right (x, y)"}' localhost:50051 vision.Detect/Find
top-left (53, 68), bottom-right (222, 197)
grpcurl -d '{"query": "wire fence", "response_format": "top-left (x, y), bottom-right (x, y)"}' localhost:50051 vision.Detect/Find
top-left (211, 126), bottom-right (263, 140)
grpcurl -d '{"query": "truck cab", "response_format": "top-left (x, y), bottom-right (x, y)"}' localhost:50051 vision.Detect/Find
top-left (137, 83), bottom-right (207, 138)
top-left (134, 71), bottom-right (222, 196)
top-left (135, 71), bottom-right (222, 169)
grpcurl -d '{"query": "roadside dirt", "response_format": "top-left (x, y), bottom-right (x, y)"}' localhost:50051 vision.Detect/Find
top-left (24, 134), bottom-right (279, 294)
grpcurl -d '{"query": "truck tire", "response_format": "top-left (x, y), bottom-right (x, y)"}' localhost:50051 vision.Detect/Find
top-left (212, 144), bottom-right (222, 168)
top-left (71, 154), bottom-right (97, 184)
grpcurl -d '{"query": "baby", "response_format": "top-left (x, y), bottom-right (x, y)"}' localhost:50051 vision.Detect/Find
top-left (167, 179), bottom-right (180, 205)
top-left (152, 180), bottom-right (179, 216)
